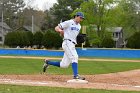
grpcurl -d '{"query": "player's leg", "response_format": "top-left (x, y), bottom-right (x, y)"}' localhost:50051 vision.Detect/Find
top-left (71, 50), bottom-right (85, 80)
top-left (43, 41), bottom-right (70, 72)
top-left (63, 42), bottom-right (78, 76)
top-left (45, 59), bottom-right (60, 67)
top-left (43, 59), bottom-right (60, 72)
top-left (43, 52), bottom-right (71, 72)
top-left (63, 41), bottom-right (85, 80)
top-left (60, 52), bottom-right (71, 68)
top-left (69, 48), bottom-right (79, 78)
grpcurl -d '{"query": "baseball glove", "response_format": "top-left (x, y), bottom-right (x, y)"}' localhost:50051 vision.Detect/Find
top-left (76, 34), bottom-right (86, 44)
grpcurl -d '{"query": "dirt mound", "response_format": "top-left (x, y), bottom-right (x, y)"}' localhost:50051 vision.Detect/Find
top-left (0, 69), bottom-right (140, 91)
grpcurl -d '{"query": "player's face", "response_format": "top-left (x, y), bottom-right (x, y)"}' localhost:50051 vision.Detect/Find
top-left (76, 16), bottom-right (84, 23)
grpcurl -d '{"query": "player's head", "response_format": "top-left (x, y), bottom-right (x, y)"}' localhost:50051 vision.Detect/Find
top-left (74, 12), bottom-right (85, 23)
top-left (75, 12), bottom-right (85, 19)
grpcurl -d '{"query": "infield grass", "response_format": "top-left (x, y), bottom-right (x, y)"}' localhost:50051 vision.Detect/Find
top-left (0, 84), bottom-right (139, 93)
top-left (0, 58), bottom-right (140, 75)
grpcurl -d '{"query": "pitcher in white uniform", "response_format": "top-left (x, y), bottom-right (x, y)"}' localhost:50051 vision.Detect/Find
top-left (43, 12), bottom-right (85, 80)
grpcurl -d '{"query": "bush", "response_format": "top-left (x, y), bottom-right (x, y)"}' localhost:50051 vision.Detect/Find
top-left (101, 37), bottom-right (115, 48)
top-left (4, 31), bottom-right (30, 48)
top-left (126, 32), bottom-right (140, 49)
top-left (18, 31), bottom-right (30, 47)
top-left (4, 30), bottom-right (62, 49)
top-left (26, 31), bottom-right (33, 46)
top-left (33, 31), bottom-right (44, 49)
top-left (42, 31), bottom-right (62, 49)
top-left (4, 32), bottom-right (17, 47)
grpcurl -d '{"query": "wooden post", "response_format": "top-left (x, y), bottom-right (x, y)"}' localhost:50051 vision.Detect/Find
top-left (82, 26), bottom-right (86, 49)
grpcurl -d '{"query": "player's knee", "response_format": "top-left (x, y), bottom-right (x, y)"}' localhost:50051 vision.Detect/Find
top-left (60, 64), bottom-right (69, 68)
top-left (71, 56), bottom-right (78, 63)
top-left (60, 63), bottom-right (70, 68)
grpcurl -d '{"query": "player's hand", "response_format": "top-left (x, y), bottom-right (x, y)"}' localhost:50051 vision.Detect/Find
top-left (55, 26), bottom-right (64, 37)
top-left (59, 30), bottom-right (64, 37)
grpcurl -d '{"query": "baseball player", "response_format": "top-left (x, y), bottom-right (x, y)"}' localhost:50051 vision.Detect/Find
top-left (43, 12), bottom-right (85, 80)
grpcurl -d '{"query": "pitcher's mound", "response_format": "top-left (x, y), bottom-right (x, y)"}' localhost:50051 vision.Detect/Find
top-left (67, 79), bottom-right (88, 84)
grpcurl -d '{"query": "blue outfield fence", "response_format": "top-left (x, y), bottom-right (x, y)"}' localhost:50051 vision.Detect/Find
top-left (0, 48), bottom-right (140, 58)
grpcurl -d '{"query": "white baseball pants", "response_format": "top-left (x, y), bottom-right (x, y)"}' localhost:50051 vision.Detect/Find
top-left (60, 40), bottom-right (78, 68)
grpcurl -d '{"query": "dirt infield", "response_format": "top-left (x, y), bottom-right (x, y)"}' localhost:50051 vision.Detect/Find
top-left (0, 56), bottom-right (140, 91)
top-left (0, 70), bottom-right (140, 91)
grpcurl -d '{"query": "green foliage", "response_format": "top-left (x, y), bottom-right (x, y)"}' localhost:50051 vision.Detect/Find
top-left (126, 31), bottom-right (140, 49)
top-left (42, 31), bottom-right (62, 49)
top-left (33, 31), bottom-right (44, 48)
top-left (17, 31), bottom-right (30, 47)
top-left (86, 25), bottom-right (115, 48)
top-left (72, 0), bottom-right (95, 25)
top-left (4, 30), bottom-right (62, 49)
top-left (101, 36), bottom-right (115, 48)
top-left (100, 31), bottom-right (115, 48)
top-left (72, 0), bottom-right (140, 48)
top-left (26, 31), bottom-right (33, 46)
top-left (3, 0), bottom-right (140, 49)
top-left (48, 0), bottom-right (84, 28)
top-left (86, 25), bottom-right (101, 47)
top-left (4, 32), bottom-right (17, 47)
top-left (111, 0), bottom-right (140, 39)
top-left (4, 31), bottom-right (30, 48)
top-left (73, 0), bottom-right (121, 48)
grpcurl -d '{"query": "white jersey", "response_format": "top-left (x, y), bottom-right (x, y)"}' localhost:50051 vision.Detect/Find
top-left (58, 19), bottom-right (81, 44)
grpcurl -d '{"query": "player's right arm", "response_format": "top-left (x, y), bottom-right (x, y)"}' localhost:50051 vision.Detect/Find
top-left (55, 26), bottom-right (64, 36)
top-left (55, 20), bottom-right (69, 37)
top-left (55, 26), bottom-right (63, 33)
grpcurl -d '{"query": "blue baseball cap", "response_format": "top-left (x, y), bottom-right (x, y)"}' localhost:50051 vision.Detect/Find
top-left (75, 12), bottom-right (85, 19)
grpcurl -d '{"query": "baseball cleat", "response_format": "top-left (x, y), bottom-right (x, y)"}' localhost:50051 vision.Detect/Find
top-left (73, 75), bottom-right (85, 80)
top-left (43, 59), bottom-right (49, 72)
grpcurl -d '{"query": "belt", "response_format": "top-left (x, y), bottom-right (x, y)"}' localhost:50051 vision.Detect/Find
top-left (64, 39), bottom-right (76, 44)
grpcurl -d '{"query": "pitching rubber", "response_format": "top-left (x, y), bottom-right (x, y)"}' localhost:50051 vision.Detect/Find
top-left (67, 79), bottom-right (88, 84)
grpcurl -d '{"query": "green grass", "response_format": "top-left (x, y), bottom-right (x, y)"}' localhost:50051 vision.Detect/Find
top-left (0, 58), bottom-right (140, 75)
top-left (0, 84), bottom-right (139, 93)
top-left (0, 58), bottom-right (42, 74)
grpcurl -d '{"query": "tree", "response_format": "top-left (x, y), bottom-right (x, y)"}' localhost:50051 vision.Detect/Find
top-left (86, 25), bottom-right (101, 47)
top-left (71, 0), bottom-right (95, 25)
top-left (40, 10), bottom-right (55, 31)
top-left (46, 0), bottom-right (85, 28)
top-left (0, 0), bottom-right (25, 29)
top-left (20, 8), bottom-right (45, 28)
top-left (74, 0), bottom-right (118, 47)
top-left (109, 0), bottom-right (140, 39)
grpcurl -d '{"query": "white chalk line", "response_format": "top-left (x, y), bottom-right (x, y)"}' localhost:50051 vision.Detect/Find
top-left (0, 79), bottom-right (49, 85)
top-left (111, 83), bottom-right (140, 88)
